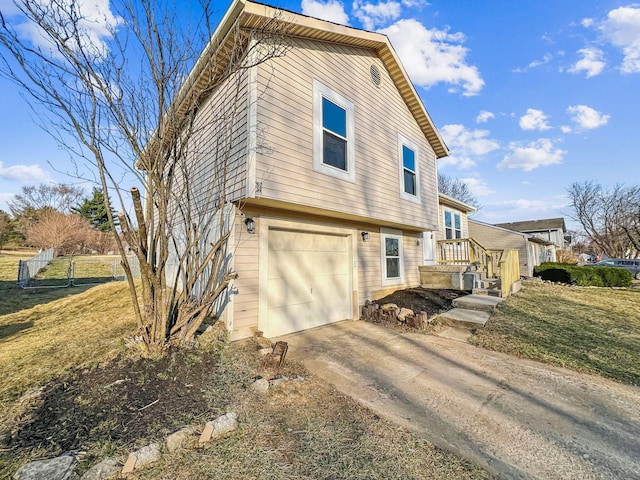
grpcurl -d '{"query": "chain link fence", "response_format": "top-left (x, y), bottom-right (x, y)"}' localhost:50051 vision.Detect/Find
top-left (17, 254), bottom-right (141, 289)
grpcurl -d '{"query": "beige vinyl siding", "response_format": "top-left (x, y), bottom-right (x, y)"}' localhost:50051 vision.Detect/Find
top-left (187, 68), bottom-right (249, 206)
top-left (253, 37), bottom-right (439, 230)
top-left (468, 221), bottom-right (530, 277)
top-left (231, 209), bottom-right (261, 334)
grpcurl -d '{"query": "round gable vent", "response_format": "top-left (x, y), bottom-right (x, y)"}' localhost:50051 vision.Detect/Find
top-left (370, 64), bottom-right (381, 87)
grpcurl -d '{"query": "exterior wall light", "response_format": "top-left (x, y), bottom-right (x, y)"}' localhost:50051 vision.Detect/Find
top-left (245, 217), bottom-right (256, 234)
top-left (361, 231), bottom-right (370, 242)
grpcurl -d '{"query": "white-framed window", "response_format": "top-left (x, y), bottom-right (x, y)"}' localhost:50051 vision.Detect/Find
top-left (444, 210), bottom-right (462, 239)
top-left (380, 228), bottom-right (404, 286)
top-left (313, 79), bottom-right (355, 183)
top-left (397, 135), bottom-right (420, 203)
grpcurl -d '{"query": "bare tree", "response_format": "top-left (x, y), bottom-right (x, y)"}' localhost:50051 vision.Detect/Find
top-left (8, 183), bottom-right (85, 217)
top-left (567, 181), bottom-right (640, 258)
top-left (0, 0), bottom-right (288, 353)
top-left (438, 173), bottom-right (480, 209)
top-left (25, 210), bottom-right (94, 255)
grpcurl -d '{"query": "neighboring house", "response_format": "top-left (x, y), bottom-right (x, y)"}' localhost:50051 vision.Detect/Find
top-left (175, 0), bottom-right (449, 340)
top-left (468, 220), bottom-right (556, 277)
top-left (494, 218), bottom-right (571, 250)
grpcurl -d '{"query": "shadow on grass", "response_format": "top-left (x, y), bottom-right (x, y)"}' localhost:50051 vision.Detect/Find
top-left (0, 280), bottom-right (93, 317)
top-left (0, 321), bottom-right (33, 340)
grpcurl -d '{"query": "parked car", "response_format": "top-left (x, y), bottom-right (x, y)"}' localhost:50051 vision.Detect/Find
top-left (593, 258), bottom-right (640, 279)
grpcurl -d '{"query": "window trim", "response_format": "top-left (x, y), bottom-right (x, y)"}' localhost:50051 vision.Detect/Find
top-left (380, 228), bottom-right (404, 286)
top-left (397, 134), bottom-right (421, 204)
top-left (313, 79), bottom-right (355, 183)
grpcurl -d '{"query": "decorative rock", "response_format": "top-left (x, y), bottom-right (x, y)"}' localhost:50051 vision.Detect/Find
top-left (166, 426), bottom-right (197, 453)
top-left (14, 454), bottom-right (75, 480)
top-left (250, 377), bottom-right (270, 393)
top-left (207, 412), bottom-right (238, 439)
top-left (122, 443), bottom-right (161, 473)
top-left (381, 303), bottom-right (398, 312)
top-left (80, 457), bottom-right (120, 480)
top-left (397, 308), bottom-right (414, 321)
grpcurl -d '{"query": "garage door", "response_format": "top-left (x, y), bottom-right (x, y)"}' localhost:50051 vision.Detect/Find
top-left (265, 229), bottom-right (351, 338)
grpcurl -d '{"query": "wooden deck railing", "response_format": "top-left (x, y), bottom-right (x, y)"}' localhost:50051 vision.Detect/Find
top-left (437, 237), bottom-right (520, 296)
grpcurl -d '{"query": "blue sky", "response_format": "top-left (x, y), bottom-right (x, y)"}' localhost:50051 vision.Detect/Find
top-left (1, 0), bottom-right (639, 228)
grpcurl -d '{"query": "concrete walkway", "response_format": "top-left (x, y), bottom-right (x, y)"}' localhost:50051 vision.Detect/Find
top-left (279, 321), bottom-right (640, 480)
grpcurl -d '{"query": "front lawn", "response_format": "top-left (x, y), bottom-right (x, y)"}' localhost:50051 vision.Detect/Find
top-left (471, 280), bottom-right (640, 385)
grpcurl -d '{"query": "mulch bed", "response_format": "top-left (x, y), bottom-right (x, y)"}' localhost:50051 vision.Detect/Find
top-left (374, 287), bottom-right (468, 316)
top-left (1, 343), bottom-right (254, 466)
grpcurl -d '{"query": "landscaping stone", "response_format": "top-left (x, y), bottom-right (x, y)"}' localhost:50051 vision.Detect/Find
top-left (14, 453), bottom-right (75, 480)
top-left (166, 426), bottom-right (197, 453)
top-left (397, 308), bottom-right (414, 321)
top-left (250, 377), bottom-right (269, 393)
top-left (207, 412), bottom-right (238, 439)
top-left (123, 443), bottom-right (161, 472)
top-left (380, 303), bottom-right (398, 312)
top-left (79, 457), bottom-right (120, 480)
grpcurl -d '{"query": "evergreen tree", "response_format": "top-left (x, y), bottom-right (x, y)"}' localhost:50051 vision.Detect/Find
top-left (72, 189), bottom-right (116, 232)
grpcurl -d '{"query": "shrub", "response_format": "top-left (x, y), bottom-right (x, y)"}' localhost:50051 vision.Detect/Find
top-left (534, 263), bottom-right (632, 287)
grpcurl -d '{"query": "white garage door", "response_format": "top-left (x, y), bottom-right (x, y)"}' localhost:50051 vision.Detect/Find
top-left (265, 229), bottom-right (351, 338)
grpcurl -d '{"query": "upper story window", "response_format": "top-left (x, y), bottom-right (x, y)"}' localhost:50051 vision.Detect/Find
top-left (444, 210), bottom-right (462, 239)
top-left (313, 80), bottom-right (355, 183)
top-left (398, 135), bottom-right (420, 203)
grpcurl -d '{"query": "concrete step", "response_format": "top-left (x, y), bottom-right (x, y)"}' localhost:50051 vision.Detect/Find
top-left (472, 288), bottom-right (502, 297)
top-left (437, 308), bottom-right (490, 328)
top-left (453, 294), bottom-right (504, 312)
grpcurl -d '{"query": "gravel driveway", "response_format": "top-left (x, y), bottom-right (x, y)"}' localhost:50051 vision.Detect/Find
top-left (280, 321), bottom-right (640, 480)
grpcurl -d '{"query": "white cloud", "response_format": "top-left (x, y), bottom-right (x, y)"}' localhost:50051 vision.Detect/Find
top-left (519, 109), bottom-right (551, 131)
top-left (480, 195), bottom-right (569, 223)
top-left (301, 0), bottom-right (350, 25)
top-left (439, 124), bottom-right (499, 169)
top-left (581, 18), bottom-right (594, 28)
top-left (569, 48), bottom-right (606, 77)
top-left (560, 125), bottom-right (573, 134)
top-left (379, 19), bottom-right (484, 96)
top-left (476, 110), bottom-right (495, 123)
top-left (352, 1), bottom-right (401, 30)
top-left (498, 139), bottom-right (566, 171)
top-left (599, 5), bottom-right (640, 73)
top-left (529, 53), bottom-right (553, 68)
top-left (566, 105), bottom-right (610, 130)
top-left (13, 0), bottom-right (121, 58)
top-left (0, 161), bottom-right (52, 183)
top-left (459, 176), bottom-right (495, 196)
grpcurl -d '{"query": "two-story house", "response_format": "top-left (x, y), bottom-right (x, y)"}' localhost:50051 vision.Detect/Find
top-left (168, 0), bottom-right (449, 340)
top-left (494, 218), bottom-right (570, 251)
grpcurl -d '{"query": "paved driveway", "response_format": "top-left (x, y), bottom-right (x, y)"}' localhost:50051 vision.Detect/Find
top-left (279, 321), bottom-right (640, 480)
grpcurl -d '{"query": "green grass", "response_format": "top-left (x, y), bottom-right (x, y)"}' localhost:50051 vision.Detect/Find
top-left (471, 280), bottom-right (640, 385)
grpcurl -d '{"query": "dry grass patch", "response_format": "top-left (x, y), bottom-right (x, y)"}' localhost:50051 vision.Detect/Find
top-left (471, 281), bottom-right (640, 385)
top-left (0, 281), bottom-right (133, 408)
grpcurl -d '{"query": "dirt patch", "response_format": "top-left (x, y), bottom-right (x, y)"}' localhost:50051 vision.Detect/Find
top-left (375, 288), bottom-right (468, 316)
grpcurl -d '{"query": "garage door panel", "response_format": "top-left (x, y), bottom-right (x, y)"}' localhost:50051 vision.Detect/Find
top-left (267, 277), bottom-right (313, 309)
top-left (266, 229), bottom-right (352, 338)
top-left (311, 251), bottom-right (349, 275)
top-left (267, 302), bottom-right (318, 338)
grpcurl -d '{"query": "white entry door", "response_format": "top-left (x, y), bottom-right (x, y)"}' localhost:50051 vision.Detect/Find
top-left (265, 229), bottom-right (351, 338)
